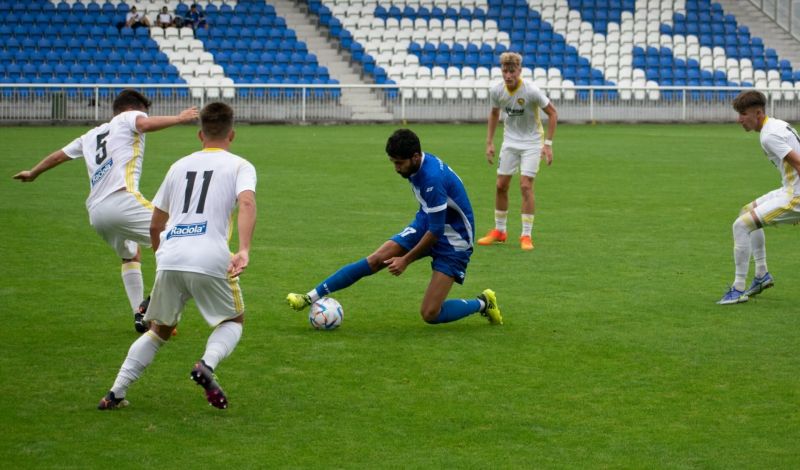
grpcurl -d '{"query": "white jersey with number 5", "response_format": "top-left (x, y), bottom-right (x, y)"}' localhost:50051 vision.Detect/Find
top-left (489, 78), bottom-right (550, 149)
top-left (152, 148), bottom-right (257, 278)
top-left (61, 110), bottom-right (148, 211)
top-left (760, 116), bottom-right (800, 195)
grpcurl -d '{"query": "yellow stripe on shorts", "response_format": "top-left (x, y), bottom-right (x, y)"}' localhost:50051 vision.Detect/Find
top-left (761, 195), bottom-right (800, 225)
top-left (228, 276), bottom-right (244, 314)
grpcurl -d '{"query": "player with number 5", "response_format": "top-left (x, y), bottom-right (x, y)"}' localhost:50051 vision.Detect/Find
top-left (13, 90), bottom-right (198, 332)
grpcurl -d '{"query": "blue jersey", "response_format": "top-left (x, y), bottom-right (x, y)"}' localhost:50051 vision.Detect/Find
top-left (407, 153), bottom-right (475, 256)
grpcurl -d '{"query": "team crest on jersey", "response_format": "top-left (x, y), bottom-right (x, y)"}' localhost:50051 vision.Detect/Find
top-left (517, 98), bottom-right (525, 105)
top-left (166, 221), bottom-right (208, 239)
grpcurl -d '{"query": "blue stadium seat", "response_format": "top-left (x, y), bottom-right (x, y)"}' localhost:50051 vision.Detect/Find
top-left (69, 62), bottom-right (85, 79)
top-left (301, 64), bottom-right (316, 78)
top-left (239, 64), bottom-right (254, 80)
top-left (144, 63), bottom-right (159, 77)
top-left (86, 62), bottom-right (102, 80)
top-left (269, 64), bottom-right (284, 78)
top-left (106, 50), bottom-right (122, 65)
top-left (230, 51), bottom-right (245, 65)
top-left (286, 64), bottom-right (301, 81)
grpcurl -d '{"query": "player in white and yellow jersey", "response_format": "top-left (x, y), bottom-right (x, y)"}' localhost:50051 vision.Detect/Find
top-left (13, 90), bottom-right (198, 329)
top-left (718, 90), bottom-right (800, 304)
top-left (98, 102), bottom-right (257, 410)
top-left (479, 52), bottom-right (558, 251)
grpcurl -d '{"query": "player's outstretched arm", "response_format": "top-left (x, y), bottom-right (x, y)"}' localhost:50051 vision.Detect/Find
top-left (135, 106), bottom-right (199, 133)
top-left (228, 190), bottom-right (256, 278)
top-left (13, 149), bottom-right (71, 182)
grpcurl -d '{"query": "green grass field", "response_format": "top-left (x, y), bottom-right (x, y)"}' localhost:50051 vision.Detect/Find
top-left (1, 122), bottom-right (798, 468)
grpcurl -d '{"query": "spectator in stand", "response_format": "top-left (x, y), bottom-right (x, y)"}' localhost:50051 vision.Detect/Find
top-left (123, 6), bottom-right (151, 30)
top-left (156, 6), bottom-right (174, 29)
top-left (187, 3), bottom-right (207, 30)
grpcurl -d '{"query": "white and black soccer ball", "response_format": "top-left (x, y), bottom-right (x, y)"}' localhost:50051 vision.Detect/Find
top-left (308, 297), bottom-right (343, 330)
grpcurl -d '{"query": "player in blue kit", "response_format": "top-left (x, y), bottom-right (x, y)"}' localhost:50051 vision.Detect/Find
top-left (287, 129), bottom-right (502, 325)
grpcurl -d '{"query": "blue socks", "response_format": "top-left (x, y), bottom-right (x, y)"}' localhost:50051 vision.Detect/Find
top-left (429, 299), bottom-right (481, 324)
top-left (314, 258), bottom-right (480, 325)
top-left (315, 258), bottom-right (373, 297)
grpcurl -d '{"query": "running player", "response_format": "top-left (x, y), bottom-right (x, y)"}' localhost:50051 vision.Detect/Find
top-left (287, 128), bottom-right (502, 326)
top-left (98, 102), bottom-right (257, 410)
top-left (479, 52), bottom-right (558, 251)
top-left (718, 90), bottom-right (800, 304)
top-left (13, 89), bottom-right (198, 331)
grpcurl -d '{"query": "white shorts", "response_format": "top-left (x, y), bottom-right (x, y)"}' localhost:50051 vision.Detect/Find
top-left (145, 270), bottom-right (245, 327)
top-left (88, 190), bottom-right (152, 259)
top-left (745, 188), bottom-right (800, 227)
top-left (497, 145), bottom-right (542, 177)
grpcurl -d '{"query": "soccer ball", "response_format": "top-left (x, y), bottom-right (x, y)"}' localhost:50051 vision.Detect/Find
top-left (309, 297), bottom-right (343, 330)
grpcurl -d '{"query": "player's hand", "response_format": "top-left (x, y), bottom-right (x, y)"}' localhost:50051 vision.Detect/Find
top-left (384, 256), bottom-right (408, 276)
top-left (541, 146), bottom-right (553, 166)
top-left (13, 170), bottom-right (36, 182)
top-left (179, 107), bottom-right (200, 123)
top-left (227, 250), bottom-right (249, 277)
top-left (485, 143), bottom-right (495, 165)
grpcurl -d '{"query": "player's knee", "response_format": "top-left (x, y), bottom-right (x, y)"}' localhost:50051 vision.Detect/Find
top-left (496, 181), bottom-right (510, 193)
top-left (732, 215), bottom-right (755, 236)
top-left (420, 307), bottom-right (440, 323)
top-left (364, 254), bottom-right (386, 272)
top-left (151, 323), bottom-right (175, 341)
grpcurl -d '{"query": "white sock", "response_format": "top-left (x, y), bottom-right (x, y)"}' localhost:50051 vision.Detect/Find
top-left (732, 217), bottom-right (752, 290)
top-left (121, 262), bottom-right (144, 314)
top-left (306, 290), bottom-right (321, 303)
top-left (111, 331), bottom-right (164, 397)
top-left (521, 213), bottom-right (535, 237)
top-left (201, 321), bottom-right (243, 370)
top-left (495, 210), bottom-right (508, 232)
top-left (750, 228), bottom-right (767, 278)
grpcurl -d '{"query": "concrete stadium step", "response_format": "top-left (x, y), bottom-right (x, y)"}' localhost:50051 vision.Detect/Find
top-left (270, 0), bottom-right (394, 121)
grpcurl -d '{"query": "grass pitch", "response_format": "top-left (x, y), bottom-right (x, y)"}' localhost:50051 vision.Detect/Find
top-left (1, 122), bottom-right (798, 468)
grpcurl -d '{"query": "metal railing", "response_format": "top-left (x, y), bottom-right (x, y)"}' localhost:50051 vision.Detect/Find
top-left (749, 0), bottom-right (800, 42)
top-left (1, 83), bottom-right (798, 124)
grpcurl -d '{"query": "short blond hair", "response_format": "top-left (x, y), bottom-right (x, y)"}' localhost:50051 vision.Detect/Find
top-left (499, 52), bottom-right (522, 69)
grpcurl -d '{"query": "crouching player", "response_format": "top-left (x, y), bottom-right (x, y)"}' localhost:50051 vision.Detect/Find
top-left (287, 129), bottom-right (502, 326)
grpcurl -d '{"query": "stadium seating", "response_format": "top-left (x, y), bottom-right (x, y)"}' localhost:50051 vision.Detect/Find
top-left (176, 0), bottom-right (340, 98)
top-left (0, 0), bottom-right (186, 97)
top-left (0, 0), bottom-right (338, 99)
top-left (0, 0), bottom-right (797, 102)
top-left (311, 0), bottom-right (799, 100)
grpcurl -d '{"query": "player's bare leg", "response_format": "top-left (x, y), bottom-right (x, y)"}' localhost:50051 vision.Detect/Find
top-left (420, 271), bottom-right (455, 322)
top-left (520, 175), bottom-right (536, 250)
top-left (479, 175), bottom-right (512, 245)
top-left (287, 241), bottom-right (406, 310)
top-left (122, 248), bottom-right (145, 330)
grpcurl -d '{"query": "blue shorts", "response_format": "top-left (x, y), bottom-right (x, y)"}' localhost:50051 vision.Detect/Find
top-left (390, 215), bottom-right (471, 285)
